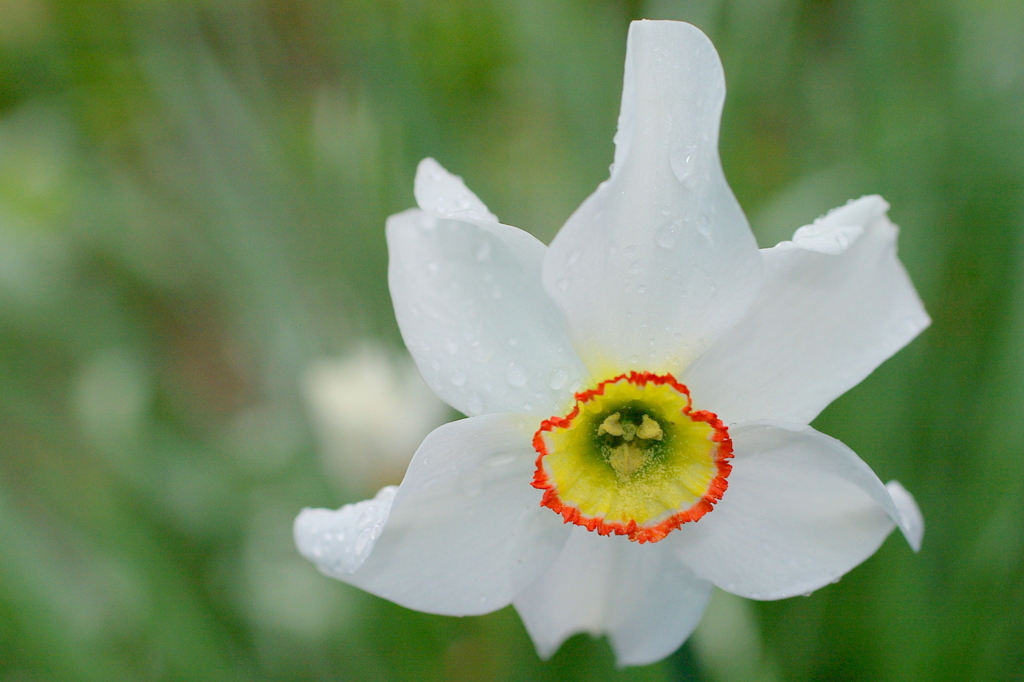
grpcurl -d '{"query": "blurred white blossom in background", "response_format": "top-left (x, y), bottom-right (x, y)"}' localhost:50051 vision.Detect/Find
top-left (304, 344), bottom-right (450, 496)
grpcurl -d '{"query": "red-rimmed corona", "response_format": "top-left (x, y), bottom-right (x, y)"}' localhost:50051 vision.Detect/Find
top-left (532, 371), bottom-right (732, 543)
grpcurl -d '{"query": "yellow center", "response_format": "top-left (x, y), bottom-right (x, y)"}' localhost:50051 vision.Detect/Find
top-left (532, 372), bottom-right (731, 543)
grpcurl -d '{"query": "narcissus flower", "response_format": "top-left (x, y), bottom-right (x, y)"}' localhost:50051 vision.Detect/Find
top-left (295, 20), bottom-right (928, 666)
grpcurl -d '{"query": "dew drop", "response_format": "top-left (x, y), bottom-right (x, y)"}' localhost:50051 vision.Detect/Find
top-left (475, 241), bottom-right (491, 261)
top-left (450, 370), bottom-right (466, 386)
top-left (549, 368), bottom-right (568, 390)
top-left (557, 278), bottom-right (570, 292)
top-left (669, 144), bottom-right (699, 186)
top-left (465, 393), bottom-right (484, 415)
top-left (567, 250), bottom-right (581, 265)
top-left (628, 260), bottom-right (642, 275)
top-left (431, 359), bottom-right (442, 371)
top-left (637, 285), bottom-right (646, 294)
top-left (487, 454), bottom-right (517, 468)
top-left (656, 222), bottom-right (679, 249)
top-left (697, 214), bottom-right (711, 238)
top-left (505, 362), bottom-right (528, 387)
top-left (445, 338), bottom-right (459, 355)
top-left (629, 355), bottom-right (639, 364)
top-left (471, 344), bottom-right (493, 363)
top-left (507, 337), bottom-right (519, 347)
top-left (427, 262), bottom-right (439, 274)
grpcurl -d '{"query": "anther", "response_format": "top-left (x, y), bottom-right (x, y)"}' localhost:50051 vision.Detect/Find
top-left (637, 414), bottom-right (663, 440)
top-left (597, 412), bottom-right (625, 438)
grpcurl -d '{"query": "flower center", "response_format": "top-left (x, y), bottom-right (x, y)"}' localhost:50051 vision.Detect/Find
top-left (531, 372), bottom-right (732, 543)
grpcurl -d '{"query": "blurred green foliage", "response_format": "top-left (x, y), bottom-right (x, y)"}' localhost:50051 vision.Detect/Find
top-left (0, 0), bottom-right (1022, 680)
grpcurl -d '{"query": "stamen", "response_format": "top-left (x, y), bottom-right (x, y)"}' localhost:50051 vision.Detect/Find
top-left (597, 412), bottom-right (625, 438)
top-left (637, 414), bottom-right (663, 440)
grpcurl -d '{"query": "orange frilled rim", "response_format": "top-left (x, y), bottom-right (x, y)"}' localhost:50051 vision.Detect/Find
top-left (531, 371), bottom-right (733, 543)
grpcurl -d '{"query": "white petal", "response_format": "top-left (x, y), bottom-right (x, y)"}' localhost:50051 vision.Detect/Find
top-left (886, 480), bottom-right (924, 552)
top-left (295, 485), bottom-right (397, 575)
top-left (514, 528), bottom-right (713, 667)
top-left (295, 414), bottom-right (570, 615)
top-left (543, 21), bottom-right (761, 374)
top-left (387, 208), bottom-right (590, 417)
top-left (671, 422), bottom-right (917, 600)
top-left (414, 157), bottom-right (498, 223)
top-left (683, 195), bottom-right (930, 425)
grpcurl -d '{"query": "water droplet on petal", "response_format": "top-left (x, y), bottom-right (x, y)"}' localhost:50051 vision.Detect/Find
top-left (431, 359), bottom-right (442, 371)
top-left (669, 144), bottom-right (699, 186)
top-left (549, 368), bottom-right (568, 390)
top-left (557, 278), bottom-right (570, 292)
top-left (507, 337), bottom-right (519, 347)
top-left (637, 285), bottom-right (646, 294)
top-left (466, 393), bottom-right (484, 415)
top-left (629, 355), bottom-right (639, 364)
top-left (628, 260), bottom-right (642, 275)
top-left (567, 250), bottom-right (581, 265)
top-left (475, 241), bottom-right (491, 261)
top-left (656, 221), bottom-right (680, 249)
top-left (471, 344), bottom-right (493, 363)
top-left (450, 370), bottom-right (466, 386)
top-left (427, 262), bottom-right (439, 274)
top-left (445, 339), bottom-right (459, 355)
top-left (697, 214), bottom-right (711, 238)
top-left (505, 362), bottom-right (528, 387)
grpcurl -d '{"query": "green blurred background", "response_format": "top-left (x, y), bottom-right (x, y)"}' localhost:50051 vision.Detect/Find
top-left (1, 0), bottom-right (1022, 680)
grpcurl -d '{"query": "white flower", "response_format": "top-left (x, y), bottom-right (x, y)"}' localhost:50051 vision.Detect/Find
top-left (295, 20), bottom-right (928, 667)
top-left (304, 344), bottom-right (449, 495)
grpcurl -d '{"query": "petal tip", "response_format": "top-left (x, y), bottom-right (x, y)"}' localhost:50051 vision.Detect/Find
top-left (885, 480), bottom-right (924, 552)
top-left (293, 486), bottom-right (399, 578)
top-left (413, 157), bottom-right (498, 223)
top-left (628, 18), bottom-right (714, 48)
